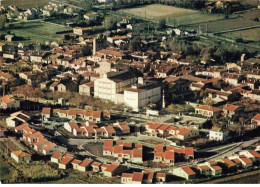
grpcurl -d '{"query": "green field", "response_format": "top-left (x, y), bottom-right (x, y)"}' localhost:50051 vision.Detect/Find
top-left (220, 27), bottom-right (260, 42)
top-left (121, 4), bottom-right (226, 26)
top-left (1, 21), bottom-right (70, 43)
top-left (1, 0), bottom-right (50, 8)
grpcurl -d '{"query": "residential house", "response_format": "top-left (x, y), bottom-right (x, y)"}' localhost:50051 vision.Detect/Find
top-left (209, 128), bottom-right (229, 141)
top-left (0, 95), bottom-right (20, 110)
top-left (79, 81), bottom-right (94, 96)
top-left (42, 107), bottom-right (51, 121)
top-left (59, 155), bottom-right (74, 169)
top-left (195, 105), bottom-right (221, 117)
top-left (51, 150), bottom-right (67, 164)
top-left (172, 166), bottom-right (196, 180)
top-left (239, 150), bottom-right (260, 162)
top-left (251, 114), bottom-right (260, 126)
top-left (223, 104), bottom-right (240, 117)
top-left (77, 158), bottom-right (93, 172)
top-left (11, 150), bottom-right (31, 163)
top-left (91, 162), bottom-right (102, 172)
top-left (210, 166), bottom-right (222, 176)
top-left (113, 122), bottom-right (130, 134)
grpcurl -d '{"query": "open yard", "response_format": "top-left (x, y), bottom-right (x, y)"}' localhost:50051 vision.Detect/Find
top-left (0, 21), bottom-right (69, 43)
top-left (82, 142), bottom-right (104, 157)
top-left (121, 4), bottom-right (226, 26)
top-left (1, 0), bottom-right (50, 8)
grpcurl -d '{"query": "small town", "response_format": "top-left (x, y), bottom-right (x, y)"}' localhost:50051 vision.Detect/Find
top-left (0, 0), bottom-right (259, 185)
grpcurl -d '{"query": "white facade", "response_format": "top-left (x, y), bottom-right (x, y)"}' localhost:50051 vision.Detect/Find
top-left (209, 130), bottom-right (229, 141)
top-left (124, 84), bottom-right (161, 112)
top-left (94, 72), bottom-right (136, 104)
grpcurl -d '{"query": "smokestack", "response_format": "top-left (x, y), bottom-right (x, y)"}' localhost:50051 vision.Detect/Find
top-left (162, 89), bottom-right (165, 109)
top-left (93, 38), bottom-right (96, 56)
top-left (241, 54), bottom-right (245, 62)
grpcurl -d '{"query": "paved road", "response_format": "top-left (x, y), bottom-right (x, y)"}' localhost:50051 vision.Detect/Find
top-left (206, 136), bottom-right (260, 161)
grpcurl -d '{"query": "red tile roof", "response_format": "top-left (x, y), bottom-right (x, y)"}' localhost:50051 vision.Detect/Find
top-left (165, 146), bottom-right (174, 151)
top-left (51, 150), bottom-right (66, 159)
top-left (211, 166), bottom-right (222, 171)
top-left (68, 109), bottom-right (77, 116)
top-left (103, 126), bottom-right (116, 134)
top-left (42, 107), bottom-right (51, 115)
top-left (135, 144), bottom-right (143, 149)
top-left (156, 173), bottom-right (166, 178)
top-left (0, 95), bottom-right (15, 104)
top-left (93, 111), bottom-right (101, 118)
top-left (252, 114), bottom-right (260, 121)
top-left (174, 148), bottom-right (185, 154)
top-left (91, 161), bottom-right (102, 167)
top-left (146, 122), bottom-right (162, 130)
top-left (79, 158), bottom-right (93, 167)
top-left (154, 152), bottom-right (164, 158)
top-left (182, 166), bottom-right (196, 175)
top-left (42, 142), bottom-right (56, 151)
top-left (122, 173), bottom-right (133, 178)
top-left (103, 147), bottom-right (114, 152)
top-left (59, 156), bottom-right (74, 165)
top-left (154, 145), bottom-right (164, 152)
top-left (198, 165), bottom-right (210, 170)
top-left (133, 149), bottom-right (142, 158)
top-left (71, 159), bottom-right (81, 165)
top-left (249, 150), bottom-right (260, 158)
top-left (222, 158), bottom-right (236, 167)
top-left (103, 139), bottom-right (114, 148)
top-left (240, 157), bottom-right (253, 164)
top-left (196, 105), bottom-right (221, 112)
top-left (177, 128), bottom-right (191, 136)
top-left (223, 104), bottom-right (239, 112)
top-left (85, 126), bottom-right (96, 134)
top-left (68, 122), bottom-right (79, 130)
top-left (132, 172), bottom-right (143, 182)
top-left (15, 123), bottom-right (28, 130)
top-left (164, 151), bottom-right (174, 160)
top-left (158, 124), bottom-right (170, 131)
top-left (105, 164), bottom-right (119, 173)
top-left (11, 150), bottom-right (31, 157)
top-left (185, 147), bottom-right (194, 156)
top-left (123, 142), bottom-right (132, 148)
top-left (114, 145), bottom-right (123, 154)
top-left (232, 158), bottom-right (242, 163)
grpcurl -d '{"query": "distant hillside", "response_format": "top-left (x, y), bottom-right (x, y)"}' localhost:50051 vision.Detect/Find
top-left (0, 0), bottom-right (50, 9)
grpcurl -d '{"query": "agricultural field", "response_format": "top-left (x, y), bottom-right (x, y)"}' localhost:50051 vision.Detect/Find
top-left (220, 27), bottom-right (260, 42)
top-left (186, 17), bottom-right (259, 33)
top-left (0, 0), bottom-right (50, 9)
top-left (121, 4), bottom-right (226, 26)
top-left (0, 21), bottom-right (70, 43)
top-left (238, 9), bottom-right (260, 20)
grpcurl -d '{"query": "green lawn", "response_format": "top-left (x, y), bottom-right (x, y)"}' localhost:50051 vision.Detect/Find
top-left (1, 21), bottom-right (70, 43)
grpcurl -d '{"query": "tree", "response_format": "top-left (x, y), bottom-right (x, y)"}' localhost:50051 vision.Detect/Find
top-left (0, 15), bottom-right (6, 29)
top-left (158, 19), bottom-right (167, 29)
top-left (129, 37), bottom-right (142, 52)
top-left (83, 0), bottom-right (95, 12)
top-left (103, 15), bottom-right (117, 30)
